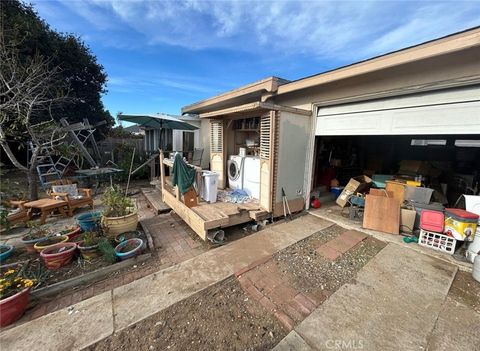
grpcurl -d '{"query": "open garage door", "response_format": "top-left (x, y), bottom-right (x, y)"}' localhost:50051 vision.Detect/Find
top-left (316, 86), bottom-right (480, 136)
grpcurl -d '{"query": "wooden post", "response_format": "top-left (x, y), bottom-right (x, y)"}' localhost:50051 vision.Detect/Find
top-left (159, 149), bottom-right (165, 201)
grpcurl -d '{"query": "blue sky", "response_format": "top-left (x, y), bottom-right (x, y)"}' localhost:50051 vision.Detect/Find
top-left (33, 0), bottom-right (480, 121)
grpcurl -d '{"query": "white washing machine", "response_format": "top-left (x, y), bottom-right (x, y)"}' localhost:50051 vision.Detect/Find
top-left (243, 156), bottom-right (261, 199)
top-left (228, 155), bottom-right (245, 190)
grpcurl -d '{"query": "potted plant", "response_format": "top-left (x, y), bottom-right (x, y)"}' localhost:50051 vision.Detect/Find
top-left (33, 235), bottom-right (69, 253)
top-left (114, 238), bottom-right (143, 261)
top-left (77, 231), bottom-right (101, 260)
top-left (0, 268), bottom-right (36, 327)
top-left (101, 186), bottom-right (138, 236)
top-left (0, 244), bottom-right (14, 262)
top-left (21, 223), bottom-right (51, 253)
top-left (57, 226), bottom-right (82, 240)
top-left (40, 243), bottom-right (77, 269)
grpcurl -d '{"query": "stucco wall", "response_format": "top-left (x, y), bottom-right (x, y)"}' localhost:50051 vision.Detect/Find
top-left (273, 47), bottom-right (480, 110)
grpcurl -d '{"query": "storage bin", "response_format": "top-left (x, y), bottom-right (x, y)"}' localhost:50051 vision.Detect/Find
top-left (404, 186), bottom-right (434, 205)
top-left (330, 186), bottom-right (344, 199)
top-left (420, 210), bottom-right (444, 233)
top-left (418, 229), bottom-right (456, 255)
top-left (444, 208), bottom-right (479, 241)
top-left (410, 202), bottom-right (444, 230)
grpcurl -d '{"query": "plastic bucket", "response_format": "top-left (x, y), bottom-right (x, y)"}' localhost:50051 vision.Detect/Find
top-left (202, 171), bottom-right (219, 203)
top-left (76, 212), bottom-right (101, 231)
top-left (330, 186), bottom-right (344, 199)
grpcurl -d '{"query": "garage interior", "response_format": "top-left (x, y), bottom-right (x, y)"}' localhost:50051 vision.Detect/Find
top-left (312, 134), bottom-right (480, 207)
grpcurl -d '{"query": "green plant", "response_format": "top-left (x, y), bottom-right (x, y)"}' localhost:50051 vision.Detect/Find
top-left (0, 209), bottom-right (10, 232)
top-left (97, 238), bottom-right (117, 263)
top-left (0, 267), bottom-right (36, 300)
top-left (81, 231), bottom-right (99, 247)
top-left (102, 186), bottom-right (134, 217)
top-left (23, 223), bottom-right (51, 240)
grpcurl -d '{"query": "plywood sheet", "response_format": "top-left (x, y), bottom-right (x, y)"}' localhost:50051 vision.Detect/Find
top-left (363, 194), bottom-right (400, 235)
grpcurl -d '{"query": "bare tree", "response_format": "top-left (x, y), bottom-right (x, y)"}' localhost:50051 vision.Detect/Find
top-left (0, 38), bottom-right (68, 200)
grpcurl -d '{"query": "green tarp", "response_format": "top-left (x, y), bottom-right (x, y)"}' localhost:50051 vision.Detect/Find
top-left (172, 153), bottom-right (196, 194)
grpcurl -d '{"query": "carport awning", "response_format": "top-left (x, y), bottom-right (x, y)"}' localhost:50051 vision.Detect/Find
top-left (118, 113), bottom-right (198, 130)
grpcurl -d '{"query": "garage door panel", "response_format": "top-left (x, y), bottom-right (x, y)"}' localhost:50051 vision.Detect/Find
top-left (316, 87), bottom-right (480, 136)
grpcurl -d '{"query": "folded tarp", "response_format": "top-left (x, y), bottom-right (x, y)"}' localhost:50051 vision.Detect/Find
top-left (172, 153), bottom-right (196, 194)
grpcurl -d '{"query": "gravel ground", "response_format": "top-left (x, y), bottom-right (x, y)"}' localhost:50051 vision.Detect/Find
top-left (87, 277), bottom-right (286, 351)
top-left (274, 225), bottom-right (387, 294)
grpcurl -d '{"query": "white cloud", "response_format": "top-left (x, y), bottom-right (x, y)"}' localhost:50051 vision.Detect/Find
top-left (42, 0), bottom-right (480, 60)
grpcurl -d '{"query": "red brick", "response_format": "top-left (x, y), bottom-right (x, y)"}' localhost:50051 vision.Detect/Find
top-left (294, 293), bottom-right (316, 313)
top-left (274, 311), bottom-right (295, 331)
top-left (284, 302), bottom-right (305, 321)
top-left (123, 272), bottom-right (135, 285)
top-left (274, 285), bottom-right (298, 300)
top-left (245, 284), bottom-right (265, 301)
top-left (81, 286), bottom-right (94, 300)
top-left (247, 255), bottom-right (272, 270)
top-left (93, 281), bottom-right (107, 295)
top-left (234, 265), bottom-right (251, 277)
top-left (325, 237), bottom-right (353, 254)
top-left (29, 303), bottom-right (47, 320)
top-left (259, 296), bottom-right (277, 312)
top-left (304, 291), bottom-right (328, 307)
top-left (340, 230), bottom-right (367, 247)
top-left (289, 299), bottom-right (311, 317)
top-left (316, 244), bottom-right (342, 260)
top-left (237, 275), bottom-right (253, 290)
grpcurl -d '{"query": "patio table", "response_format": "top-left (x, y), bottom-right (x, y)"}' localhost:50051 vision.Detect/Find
top-left (24, 198), bottom-right (69, 224)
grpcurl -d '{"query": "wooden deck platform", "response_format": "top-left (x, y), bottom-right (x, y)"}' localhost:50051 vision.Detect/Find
top-left (162, 188), bottom-right (267, 240)
top-left (159, 151), bottom-right (268, 240)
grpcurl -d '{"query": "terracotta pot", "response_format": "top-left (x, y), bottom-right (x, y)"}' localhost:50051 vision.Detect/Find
top-left (102, 211), bottom-right (138, 237)
top-left (0, 287), bottom-right (31, 327)
top-left (57, 226), bottom-right (82, 240)
top-left (40, 243), bottom-right (77, 269)
top-left (33, 235), bottom-right (69, 254)
top-left (77, 242), bottom-right (100, 261)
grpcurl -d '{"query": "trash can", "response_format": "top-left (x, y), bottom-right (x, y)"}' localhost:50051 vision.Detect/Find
top-left (202, 171), bottom-right (219, 203)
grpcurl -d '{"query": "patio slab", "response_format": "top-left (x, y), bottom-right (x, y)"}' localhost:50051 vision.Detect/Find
top-left (276, 243), bottom-right (458, 351)
top-left (1, 214), bottom-right (333, 350)
top-left (0, 291), bottom-right (113, 351)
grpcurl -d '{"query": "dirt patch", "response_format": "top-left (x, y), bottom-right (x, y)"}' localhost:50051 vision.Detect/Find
top-left (1, 230), bottom-right (150, 289)
top-left (274, 225), bottom-right (387, 295)
top-left (448, 270), bottom-right (480, 314)
top-left (87, 277), bottom-right (286, 351)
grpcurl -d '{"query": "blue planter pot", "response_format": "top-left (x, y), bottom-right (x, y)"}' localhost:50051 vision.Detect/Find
top-left (115, 238), bottom-right (143, 261)
top-left (76, 212), bottom-right (101, 232)
top-left (0, 244), bottom-right (14, 261)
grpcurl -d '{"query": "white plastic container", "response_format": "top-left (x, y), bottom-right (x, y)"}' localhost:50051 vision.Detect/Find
top-left (404, 186), bottom-right (434, 205)
top-left (473, 255), bottom-right (480, 283)
top-left (202, 171), bottom-right (219, 203)
top-left (464, 195), bottom-right (480, 263)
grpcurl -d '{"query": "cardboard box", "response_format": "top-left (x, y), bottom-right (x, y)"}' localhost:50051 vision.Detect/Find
top-left (400, 209), bottom-right (416, 234)
top-left (336, 175), bottom-right (373, 207)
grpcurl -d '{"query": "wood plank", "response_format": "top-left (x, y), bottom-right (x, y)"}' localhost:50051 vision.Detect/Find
top-left (163, 190), bottom-right (207, 240)
top-left (249, 210), bottom-right (269, 221)
top-left (363, 194), bottom-right (400, 235)
top-left (141, 188), bottom-right (170, 214)
top-left (385, 180), bottom-right (406, 204)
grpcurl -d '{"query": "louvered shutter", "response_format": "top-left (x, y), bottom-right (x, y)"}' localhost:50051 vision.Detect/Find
top-left (209, 120), bottom-right (225, 188)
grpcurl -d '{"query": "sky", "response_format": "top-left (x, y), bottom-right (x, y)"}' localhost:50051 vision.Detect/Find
top-left (32, 0), bottom-right (480, 122)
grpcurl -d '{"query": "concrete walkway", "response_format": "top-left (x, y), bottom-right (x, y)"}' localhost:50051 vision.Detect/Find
top-left (273, 244), bottom-right (460, 351)
top-left (0, 215), bottom-right (333, 351)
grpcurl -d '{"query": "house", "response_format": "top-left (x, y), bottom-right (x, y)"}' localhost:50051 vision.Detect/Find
top-left (164, 27), bottom-right (480, 241)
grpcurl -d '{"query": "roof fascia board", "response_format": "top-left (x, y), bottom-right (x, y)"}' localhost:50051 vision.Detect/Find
top-left (182, 77), bottom-right (287, 114)
top-left (198, 102), bottom-right (311, 118)
top-left (277, 29), bottom-right (480, 95)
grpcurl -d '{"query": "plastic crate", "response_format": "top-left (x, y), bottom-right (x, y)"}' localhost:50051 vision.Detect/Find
top-left (418, 229), bottom-right (456, 255)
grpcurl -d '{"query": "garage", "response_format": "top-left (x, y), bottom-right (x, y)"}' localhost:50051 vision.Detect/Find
top-left (311, 85), bottom-right (480, 248)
